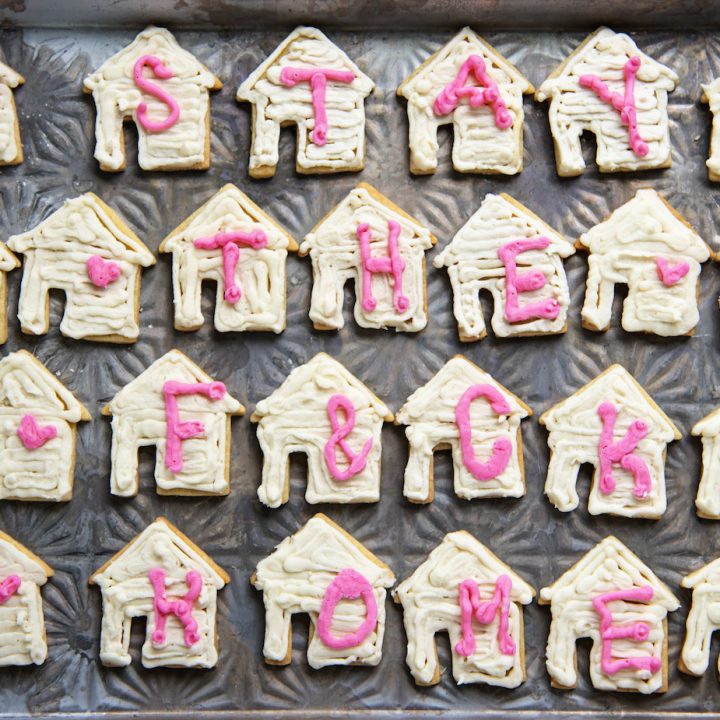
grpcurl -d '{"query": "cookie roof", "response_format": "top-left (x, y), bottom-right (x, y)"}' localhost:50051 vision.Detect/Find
top-left (682, 556), bottom-right (720, 588)
top-left (692, 407), bottom-right (720, 437)
top-left (0, 241), bottom-right (19, 272)
top-left (0, 61), bottom-right (23, 89)
top-left (0, 530), bottom-right (52, 584)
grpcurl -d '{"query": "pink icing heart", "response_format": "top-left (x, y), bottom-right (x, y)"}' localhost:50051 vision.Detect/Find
top-left (17, 414), bottom-right (57, 450)
top-left (656, 256), bottom-right (690, 287)
top-left (87, 255), bottom-right (122, 288)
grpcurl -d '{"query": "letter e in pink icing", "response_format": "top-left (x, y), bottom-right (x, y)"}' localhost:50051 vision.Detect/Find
top-left (323, 394), bottom-right (373, 481)
top-left (148, 568), bottom-right (203, 647)
top-left (133, 55), bottom-right (180, 132)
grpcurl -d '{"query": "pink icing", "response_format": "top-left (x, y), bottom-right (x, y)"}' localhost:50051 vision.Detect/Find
top-left (323, 394), bottom-right (373, 481)
top-left (163, 380), bottom-right (227, 473)
top-left (592, 585), bottom-right (661, 676)
top-left (656, 257), bottom-right (690, 287)
top-left (497, 237), bottom-right (560, 323)
top-left (455, 575), bottom-right (514, 658)
top-left (279, 67), bottom-right (355, 146)
top-left (17, 414), bottom-right (57, 450)
top-left (194, 230), bottom-right (268, 304)
top-left (317, 568), bottom-right (378, 650)
top-left (148, 568), bottom-right (202, 647)
top-left (357, 220), bottom-right (408, 314)
top-left (86, 255), bottom-right (121, 288)
top-left (0, 575), bottom-right (20, 604)
top-left (598, 401), bottom-right (651, 500)
top-left (133, 55), bottom-right (180, 133)
top-left (455, 384), bottom-right (512, 481)
top-left (433, 54), bottom-right (512, 129)
top-left (579, 56), bottom-right (649, 157)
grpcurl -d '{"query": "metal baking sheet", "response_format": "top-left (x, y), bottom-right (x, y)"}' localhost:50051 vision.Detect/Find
top-left (1, 13), bottom-right (720, 720)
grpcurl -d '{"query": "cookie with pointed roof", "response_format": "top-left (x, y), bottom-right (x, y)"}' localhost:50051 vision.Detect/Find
top-left (0, 61), bottom-right (23, 166)
top-left (0, 242), bottom-right (19, 344)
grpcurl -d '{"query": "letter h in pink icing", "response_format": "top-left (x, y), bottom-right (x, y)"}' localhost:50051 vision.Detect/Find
top-left (148, 568), bottom-right (202, 647)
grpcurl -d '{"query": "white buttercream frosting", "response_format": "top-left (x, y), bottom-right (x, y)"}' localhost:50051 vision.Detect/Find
top-left (681, 558), bottom-right (720, 676)
top-left (0, 61), bottom-right (22, 165)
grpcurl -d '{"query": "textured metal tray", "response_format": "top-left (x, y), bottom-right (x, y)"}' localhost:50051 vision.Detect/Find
top-left (1, 13), bottom-right (720, 720)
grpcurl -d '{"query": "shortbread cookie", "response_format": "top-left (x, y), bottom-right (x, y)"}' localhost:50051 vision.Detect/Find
top-left (0, 61), bottom-right (23, 166)
top-left (396, 355), bottom-right (531, 503)
top-left (434, 193), bottom-right (575, 341)
top-left (397, 27), bottom-right (533, 175)
top-left (84, 26), bottom-right (222, 172)
top-left (103, 349), bottom-right (244, 497)
top-left (0, 350), bottom-right (90, 502)
top-left (691, 408), bottom-right (720, 519)
top-left (579, 189), bottom-right (711, 337)
top-left (0, 242), bottom-right (19, 344)
top-left (237, 26), bottom-right (374, 178)
top-left (540, 536), bottom-right (679, 693)
top-left (540, 364), bottom-right (680, 519)
top-left (300, 182), bottom-right (435, 332)
top-left (535, 27), bottom-right (678, 176)
top-left (7, 193), bottom-right (156, 343)
top-left (252, 513), bottom-right (395, 668)
top-left (90, 517), bottom-right (229, 669)
top-left (251, 352), bottom-right (392, 507)
top-left (393, 531), bottom-right (533, 687)
top-left (160, 184), bottom-right (298, 333)
top-left (702, 79), bottom-right (720, 181)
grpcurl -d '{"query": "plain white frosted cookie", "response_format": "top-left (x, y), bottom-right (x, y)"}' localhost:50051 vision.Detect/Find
top-left (702, 78), bottom-right (720, 181)
top-left (0, 242), bottom-right (19, 345)
top-left (681, 557), bottom-right (720, 677)
top-left (691, 408), bottom-right (720, 519)
top-left (0, 61), bottom-right (23, 166)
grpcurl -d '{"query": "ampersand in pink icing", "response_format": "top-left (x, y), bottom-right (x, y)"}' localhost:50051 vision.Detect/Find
top-left (194, 230), bottom-right (268, 304)
top-left (597, 401), bottom-right (651, 500)
top-left (455, 575), bottom-right (514, 658)
top-left (497, 237), bottom-right (560, 323)
top-left (0, 575), bottom-right (20, 605)
top-left (592, 585), bottom-right (661, 676)
top-left (17, 414), bottom-right (57, 450)
top-left (163, 380), bottom-right (227, 473)
top-left (455, 384), bottom-right (512, 481)
top-left (148, 568), bottom-right (202, 647)
top-left (279, 67), bottom-right (355, 146)
top-left (433, 54), bottom-right (513, 129)
top-left (357, 220), bottom-right (408, 314)
top-left (655, 257), bottom-right (690, 287)
top-left (133, 55), bottom-right (180, 132)
top-left (579, 56), bottom-right (649, 158)
top-left (317, 568), bottom-right (378, 650)
top-left (86, 255), bottom-right (122, 288)
top-left (323, 394), bottom-right (373, 482)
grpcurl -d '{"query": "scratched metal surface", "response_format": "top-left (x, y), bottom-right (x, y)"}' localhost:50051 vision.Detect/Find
top-left (1, 19), bottom-right (720, 720)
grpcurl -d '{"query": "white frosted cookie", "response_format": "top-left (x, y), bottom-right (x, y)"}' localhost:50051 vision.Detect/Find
top-left (90, 517), bottom-right (229, 669)
top-left (160, 184), bottom-right (298, 333)
top-left (540, 364), bottom-right (680, 519)
top-left (393, 531), bottom-right (533, 687)
top-left (681, 557), bottom-right (720, 677)
top-left (540, 536), bottom-right (679, 694)
top-left (535, 27), bottom-right (678, 176)
top-left (579, 189), bottom-right (711, 337)
top-left (0, 350), bottom-right (90, 502)
top-left (251, 352), bottom-right (392, 508)
top-left (7, 193), bottom-right (156, 343)
top-left (397, 27), bottom-right (533, 175)
top-left (0, 61), bottom-right (23, 166)
top-left (691, 408), bottom-right (720, 519)
top-left (395, 355), bottom-right (531, 503)
top-left (84, 26), bottom-right (222, 172)
top-left (102, 349), bottom-right (244, 497)
top-left (237, 26), bottom-right (374, 178)
top-left (300, 182), bottom-right (435, 332)
top-left (702, 79), bottom-right (720, 181)
top-left (434, 193), bottom-right (575, 341)
top-left (252, 513), bottom-right (395, 668)
top-left (0, 242), bottom-right (19, 344)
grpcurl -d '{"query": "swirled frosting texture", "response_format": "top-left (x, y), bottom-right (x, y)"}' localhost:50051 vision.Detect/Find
top-left (0, 62), bottom-right (22, 165)
top-left (691, 408), bottom-right (720, 518)
top-left (681, 558), bottom-right (720, 677)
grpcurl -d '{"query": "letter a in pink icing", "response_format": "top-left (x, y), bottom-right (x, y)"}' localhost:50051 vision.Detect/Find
top-left (317, 568), bottom-right (378, 650)
top-left (592, 585), bottom-right (661, 676)
top-left (17, 413), bottom-right (57, 450)
top-left (655, 257), bottom-right (690, 287)
top-left (323, 394), bottom-right (373, 481)
top-left (0, 575), bottom-right (20, 604)
top-left (133, 55), bottom-right (180, 132)
top-left (148, 568), bottom-right (203, 647)
top-left (597, 401), bottom-right (651, 500)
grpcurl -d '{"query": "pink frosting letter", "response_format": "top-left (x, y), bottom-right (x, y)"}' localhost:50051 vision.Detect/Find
top-left (148, 568), bottom-right (202, 647)
top-left (133, 55), bottom-right (180, 132)
top-left (17, 413), bottom-right (57, 450)
top-left (656, 257), bottom-right (690, 287)
top-left (0, 575), bottom-right (20, 604)
top-left (86, 255), bottom-right (122, 288)
top-left (323, 394), bottom-right (373, 481)
top-left (317, 568), bottom-right (378, 650)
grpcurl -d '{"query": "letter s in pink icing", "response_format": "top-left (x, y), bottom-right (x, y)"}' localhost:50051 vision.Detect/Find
top-left (133, 55), bottom-right (180, 132)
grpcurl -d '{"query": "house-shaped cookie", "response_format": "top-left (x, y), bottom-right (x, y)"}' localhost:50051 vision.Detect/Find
top-left (236, 26), bottom-right (374, 178)
top-left (252, 513), bottom-right (395, 668)
top-left (434, 193), bottom-right (575, 341)
top-left (0, 242), bottom-right (19, 344)
top-left (7, 193), bottom-right (156, 343)
top-left (84, 26), bottom-right (222, 172)
top-left (681, 557), bottom-right (720, 677)
top-left (251, 352), bottom-right (392, 508)
top-left (102, 349), bottom-right (244, 497)
top-left (395, 355), bottom-right (531, 503)
top-left (540, 364), bottom-right (680, 519)
top-left (535, 27), bottom-right (678, 176)
top-left (300, 182), bottom-right (435, 332)
top-left (90, 517), bottom-right (229, 668)
top-left (702, 79), bottom-right (720, 181)
top-left (0, 350), bottom-right (90, 502)
top-left (397, 27), bottom-right (533, 175)
top-left (579, 189), bottom-right (710, 337)
top-left (540, 536), bottom-right (679, 694)
top-left (0, 61), bottom-right (23, 166)
top-left (393, 531), bottom-right (534, 687)
top-left (160, 184), bottom-right (298, 333)
top-left (691, 408), bottom-right (720, 519)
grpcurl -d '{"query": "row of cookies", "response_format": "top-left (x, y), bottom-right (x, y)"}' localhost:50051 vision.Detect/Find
top-left (1, 26), bottom-right (717, 178)
top-left (0, 183), bottom-right (712, 344)
top-left (3, 514), bottom-right (720, 694)
top-left (5, 347), bottom-right (720, 519)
